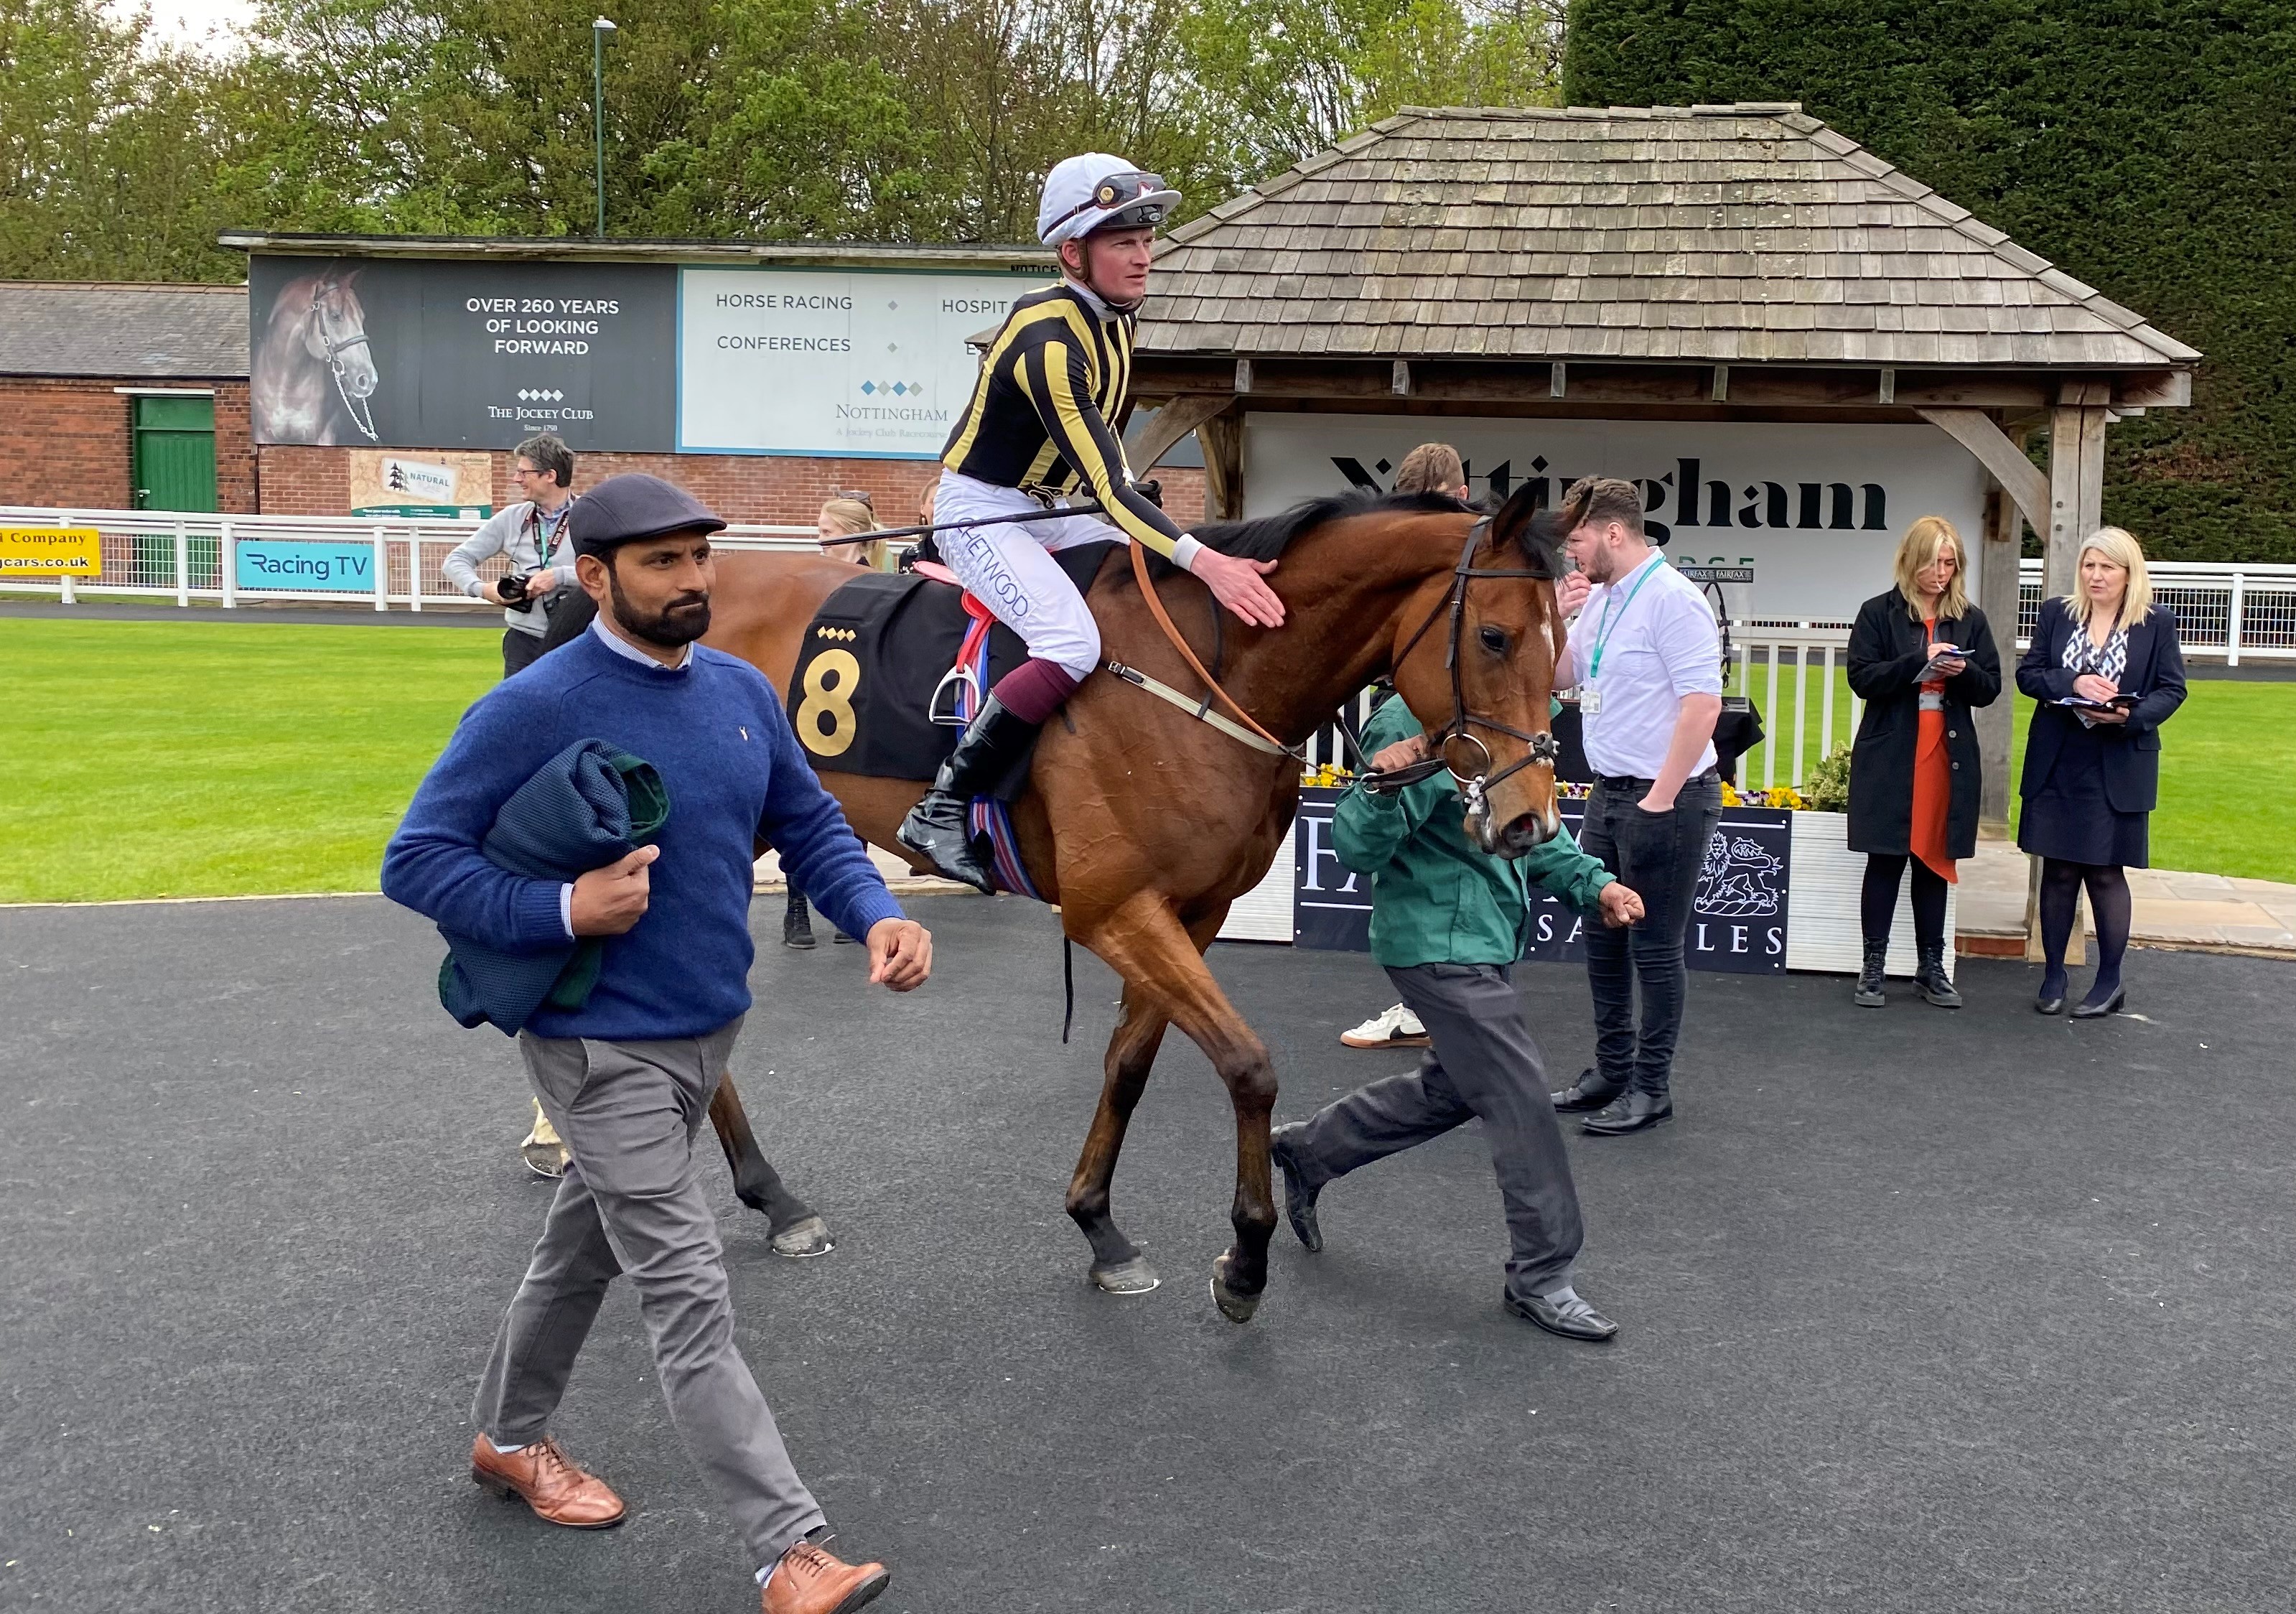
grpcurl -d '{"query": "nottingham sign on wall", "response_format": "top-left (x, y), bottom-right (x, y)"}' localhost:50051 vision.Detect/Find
top-left (248, 257), bottom-right (676, 450)
top-left (676, 268), bottom-right (1030, 458)
top-left (1243, 414), bottom-right (1990, 623)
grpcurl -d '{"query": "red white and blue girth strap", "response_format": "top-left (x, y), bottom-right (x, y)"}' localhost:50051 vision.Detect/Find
top-left (954, 595), bottom-right (1043, 901)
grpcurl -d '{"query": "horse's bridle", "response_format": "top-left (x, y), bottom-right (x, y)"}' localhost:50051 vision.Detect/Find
top-left (1360, 517), bottom-right (1562, 813)
top-left (311, 279), bottom-right (379, 443)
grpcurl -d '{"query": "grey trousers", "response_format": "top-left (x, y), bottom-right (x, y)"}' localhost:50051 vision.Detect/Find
top-left (471, 1017), bottom-right (825, 1567)
top-left (1290, 963), bottom-right (1585, 1300)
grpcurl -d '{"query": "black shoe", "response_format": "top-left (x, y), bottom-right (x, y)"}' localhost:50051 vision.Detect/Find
top-left (1581, 1091), bottom-right (1674, 1136)
top-left (2070, 983), bottom-right (2125, 1020)
top-left (1504, 1288), bottom-right (1618, 1343)
top-left (1914, 942), bottom-right (1961, 1008)
top-left (2035, 971), bottom-right (2068, 1015)
top-left (1550, 1070), bottom-right (1624, 1112)
top-left (896, 696), bottom-right (1040, 894)
top-left (782, 905), bottom-right (817, 950)
top-left (1854, 939), bottom-right (1887, 1007)
top-left (832, 930), bottom-right (858, 944)
top-left (1269, 1124), bottom-right (1322, 1252)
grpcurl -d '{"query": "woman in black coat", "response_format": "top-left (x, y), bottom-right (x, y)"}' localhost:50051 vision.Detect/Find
top-left (2017, 527), bottom-right (2187, 1018)
top-left (1845, 516), bottom-right (2002, 1008)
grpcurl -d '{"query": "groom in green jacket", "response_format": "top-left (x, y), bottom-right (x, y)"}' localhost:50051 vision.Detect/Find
top-left (1271, 694), bottom-right (1641, 1342)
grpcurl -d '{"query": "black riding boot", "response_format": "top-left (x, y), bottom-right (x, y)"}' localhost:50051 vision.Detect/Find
top-left (1854, 939), bottom-right (1887, 1007)
top-left (897, 696), bottom-right (1040, 894)
top-left (1915, 941), bottom-right (1962, 1008)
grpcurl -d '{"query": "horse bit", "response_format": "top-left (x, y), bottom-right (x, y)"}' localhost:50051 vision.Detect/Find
top-left (312, 279), bottom-right (379, 443)
top-left (1356, 516), bottom-right (1562, 815)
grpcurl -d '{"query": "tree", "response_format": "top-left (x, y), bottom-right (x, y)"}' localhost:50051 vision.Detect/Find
top-left (1562, 0), bottom-right (2296, 564)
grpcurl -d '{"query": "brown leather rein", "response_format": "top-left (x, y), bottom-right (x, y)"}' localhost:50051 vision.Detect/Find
top-left (1125, 516), bottom-right (1562, 809)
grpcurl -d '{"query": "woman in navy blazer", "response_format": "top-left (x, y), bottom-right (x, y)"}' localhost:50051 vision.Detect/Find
top-left (2017, 528), bottom-right (2187, 1017)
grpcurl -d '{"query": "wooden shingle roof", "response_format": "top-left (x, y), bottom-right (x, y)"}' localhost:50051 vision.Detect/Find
top-left (1144, 105), bottom-right (2198, 370)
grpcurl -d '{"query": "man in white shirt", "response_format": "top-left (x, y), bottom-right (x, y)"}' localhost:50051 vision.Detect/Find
top-left (443, 433), bottom-right (581, 679)
top-left (1546, 477), bottom-right (1724, 1136)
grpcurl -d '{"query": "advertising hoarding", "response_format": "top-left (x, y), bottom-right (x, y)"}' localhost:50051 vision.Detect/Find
top-left (347, 450), bottom-right (494, 518)
top-left (249, 256), bottom-right (676, 451)
top-left (677, 267), bottom-right (1034, 458)
top-left (1243, 415), bottom-right (1990, 623)
top-left (235, 539), bottom-right (378, 592)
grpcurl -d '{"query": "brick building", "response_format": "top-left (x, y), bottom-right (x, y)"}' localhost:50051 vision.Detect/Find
top-left (0, 283), bottom-right (254, 513)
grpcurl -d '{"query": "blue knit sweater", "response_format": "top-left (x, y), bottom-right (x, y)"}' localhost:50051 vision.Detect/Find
top-left (383, 629), bottom-right (903, 1041)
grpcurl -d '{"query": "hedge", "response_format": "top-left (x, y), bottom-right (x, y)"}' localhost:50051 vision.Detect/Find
top-left (1561, 0), bottom-right (2296, 564)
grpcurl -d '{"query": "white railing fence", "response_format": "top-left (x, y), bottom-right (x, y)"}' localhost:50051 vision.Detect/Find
top-left (2017, 558), bottom-right (2296, 667)
top-left (0, 505), bottom-right (820, 610)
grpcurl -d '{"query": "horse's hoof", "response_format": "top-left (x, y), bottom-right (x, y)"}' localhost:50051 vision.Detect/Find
top-left (769, 1215), bottom-right (835, 1259)
top-left (1089, 1256), bottom-right (1161, 1295)
top-left (1209, 1254), bottom-right (1262, 1324)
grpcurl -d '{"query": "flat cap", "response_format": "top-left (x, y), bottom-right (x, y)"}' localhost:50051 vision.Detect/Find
top-left (569, 473), bottom-right (727, 559)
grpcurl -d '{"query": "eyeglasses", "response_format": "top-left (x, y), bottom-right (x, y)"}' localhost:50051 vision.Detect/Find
top-left (1049, 171), bottom-right (1169, 233)
top-left (835, 489), bottom-right (874, 507)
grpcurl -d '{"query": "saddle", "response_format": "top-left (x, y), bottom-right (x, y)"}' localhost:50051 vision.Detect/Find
top-left (784, 544), bottom-right (1114, 796)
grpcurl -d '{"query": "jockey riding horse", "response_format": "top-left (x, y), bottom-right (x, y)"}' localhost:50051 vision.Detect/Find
top-left (895, 154), bottom-right (1291, 892)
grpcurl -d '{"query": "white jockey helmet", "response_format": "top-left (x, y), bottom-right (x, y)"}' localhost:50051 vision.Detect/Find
top-left (1037, 154), bottom-right (1181, 248)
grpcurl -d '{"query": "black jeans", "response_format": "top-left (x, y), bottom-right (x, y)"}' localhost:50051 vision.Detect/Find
top-left (1860, 853), bottom-right (1949, 952)
top-left (1579, 772), bottom-right (1723, 1098)
top-left (501, 625), bottom-right (547, 678)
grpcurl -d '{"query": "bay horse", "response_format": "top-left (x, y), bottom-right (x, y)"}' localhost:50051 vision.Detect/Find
top-left (709, 482), bottom-right (1566, 1320)
top-left (251, 267), bottom-right (379, 444)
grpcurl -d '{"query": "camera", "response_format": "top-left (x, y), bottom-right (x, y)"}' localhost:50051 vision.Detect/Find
top-left (497, 572), bottom-right (532, 605)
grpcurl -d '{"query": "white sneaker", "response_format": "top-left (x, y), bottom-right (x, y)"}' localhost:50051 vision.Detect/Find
top-left (1340, 1002), bottom-right (1429, 1049)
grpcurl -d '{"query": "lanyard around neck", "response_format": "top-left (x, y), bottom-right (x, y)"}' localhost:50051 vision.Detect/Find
top-left (1587, 554), bottom-right (1663, 681)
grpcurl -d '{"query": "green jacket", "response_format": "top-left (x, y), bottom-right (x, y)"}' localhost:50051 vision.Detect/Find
top-left (1331, 696), bottom-right (1613, 969)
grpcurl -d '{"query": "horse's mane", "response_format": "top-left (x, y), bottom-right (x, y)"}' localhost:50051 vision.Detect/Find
top-left (1142, 488), bottom-right (1474, 579)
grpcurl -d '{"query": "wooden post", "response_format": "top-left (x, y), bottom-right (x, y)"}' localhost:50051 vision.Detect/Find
top-left (1198, 410), bottom-right (1245, 521)
top-left (1974, 475), bottom-right (2019, 838)
top-left (2045, 396), bottom-right (2109, 597)
top-left (1130, 393), bottom-right (1226, 472)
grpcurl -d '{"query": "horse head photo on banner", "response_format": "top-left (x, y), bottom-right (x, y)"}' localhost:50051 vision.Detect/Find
top-left (252, 263), bottom-right (379, 445)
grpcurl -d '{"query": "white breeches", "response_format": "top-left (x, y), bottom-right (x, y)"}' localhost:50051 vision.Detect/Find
top-left (933, 470), bottom-right (1115, 680)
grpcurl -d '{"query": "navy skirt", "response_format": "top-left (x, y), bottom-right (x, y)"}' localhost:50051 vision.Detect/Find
top-left (2017, 719), bottom-right (2150, 867)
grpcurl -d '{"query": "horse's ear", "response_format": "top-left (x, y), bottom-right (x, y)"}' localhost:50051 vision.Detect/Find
top-left (1486, 481), bottom-right (1563, 577)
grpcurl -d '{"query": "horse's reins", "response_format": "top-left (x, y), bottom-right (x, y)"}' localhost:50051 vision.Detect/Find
top-left (1351, 518), bottom-right (1562, 813)
top-left (311, 280), bottom-right (379, 444)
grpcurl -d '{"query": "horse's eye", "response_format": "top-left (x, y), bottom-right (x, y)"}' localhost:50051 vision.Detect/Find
top-left (1478, 625), bottom-right (1508, 656)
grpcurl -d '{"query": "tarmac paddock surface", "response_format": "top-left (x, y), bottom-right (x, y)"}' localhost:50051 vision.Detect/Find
top-left (4, 893), bottom-right (2292, 1613)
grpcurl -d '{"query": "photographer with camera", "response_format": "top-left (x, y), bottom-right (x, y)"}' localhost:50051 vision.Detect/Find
top-left (444, 434), bottom-right (581, 679)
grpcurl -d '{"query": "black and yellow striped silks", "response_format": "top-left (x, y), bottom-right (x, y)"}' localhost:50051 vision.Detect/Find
top-left (939, 283), bottom-right (1187, 559)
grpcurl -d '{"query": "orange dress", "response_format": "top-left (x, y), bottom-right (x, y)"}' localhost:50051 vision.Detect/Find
top-left (1910, 617), bottom-right (1956, 883)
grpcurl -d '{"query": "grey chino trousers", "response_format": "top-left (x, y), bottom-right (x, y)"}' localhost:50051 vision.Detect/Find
top-left (1289, 963), bottom-right (1585, 1300)
top-left (471, 1016), bottom-right (826, 1568)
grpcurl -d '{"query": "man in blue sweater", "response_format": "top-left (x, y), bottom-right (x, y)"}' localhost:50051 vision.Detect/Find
top-left (383, 474), bottom-right (925, 1614)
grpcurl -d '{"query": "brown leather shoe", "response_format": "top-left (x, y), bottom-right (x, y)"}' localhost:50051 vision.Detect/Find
top-left (469, 1435), bottom-right (625, 1529)
top-left (762, 1539), bottom-right (889, 1614)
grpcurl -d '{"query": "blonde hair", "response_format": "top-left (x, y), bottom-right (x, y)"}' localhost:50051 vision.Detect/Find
top-left (1394, 442), bottom-right (1466, 496)
top-left (818, 496), bottom-right (889, 570)
top-left (2065, 526), bottom-right (2152, 633)
top-left (1893, 515), bottom-right (1969, 622)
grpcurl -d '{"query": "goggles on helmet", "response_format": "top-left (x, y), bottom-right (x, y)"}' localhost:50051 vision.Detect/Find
top-left (1047, 171), bottom-right (1172, 238)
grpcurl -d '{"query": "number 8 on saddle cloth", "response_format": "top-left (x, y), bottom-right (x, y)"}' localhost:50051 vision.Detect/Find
top-left (785, 544), bottom-right (1116, 869)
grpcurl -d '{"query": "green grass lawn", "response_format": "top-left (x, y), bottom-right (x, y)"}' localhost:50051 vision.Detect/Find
top-left (1735, 658), bottom-right (2296, 885)
top-left (5, 619), bottom-right (498, 903)
top-left (8, 618), bottom-right (2296, 902)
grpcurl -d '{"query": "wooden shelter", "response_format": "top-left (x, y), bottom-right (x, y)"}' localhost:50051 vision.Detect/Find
top-left (1125, 102), bottom-right (2199, 828)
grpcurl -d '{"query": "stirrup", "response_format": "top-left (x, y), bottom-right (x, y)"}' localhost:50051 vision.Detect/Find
top-left (926, 666), bottom-right (981, 727)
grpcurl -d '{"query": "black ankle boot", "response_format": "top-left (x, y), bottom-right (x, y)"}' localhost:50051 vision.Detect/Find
top-left (1854, 939), bottom-right (1887, 1007)
top-left (782, 891), bottom-right (816, 949)
top-left (1915, 941), bottom-right (1961, 1007)
top-left (897, 696), bottom-right (1041, 893)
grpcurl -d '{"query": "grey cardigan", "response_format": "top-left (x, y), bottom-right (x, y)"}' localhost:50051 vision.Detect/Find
top-left (442, 500), bottom-right (579, 635)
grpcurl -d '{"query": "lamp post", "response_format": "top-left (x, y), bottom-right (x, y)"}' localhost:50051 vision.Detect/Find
top-left (592, 17), bottom-right (617, 239)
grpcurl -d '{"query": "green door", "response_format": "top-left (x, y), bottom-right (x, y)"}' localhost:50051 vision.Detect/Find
top-left (132, 395), bottom-right (218, 512)
top-left (131, 395), bottom-right (219, 589)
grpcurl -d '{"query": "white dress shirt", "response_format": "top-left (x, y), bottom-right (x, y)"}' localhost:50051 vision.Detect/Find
top-left (1564, 552), bottom-right (1724, 780)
